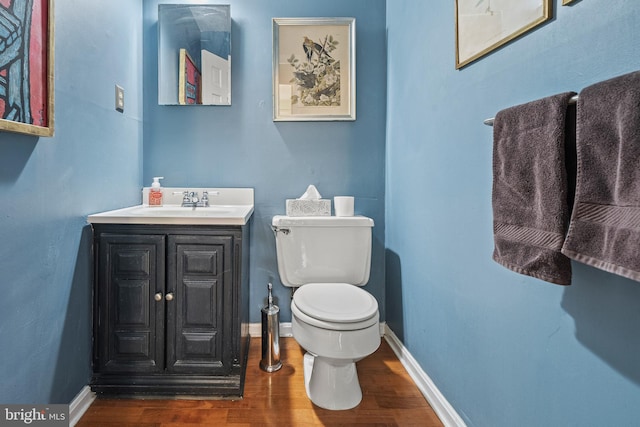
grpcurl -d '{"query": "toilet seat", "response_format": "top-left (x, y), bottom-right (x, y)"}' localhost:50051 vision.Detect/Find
top-left (292, 283), bottom-right (379, 331)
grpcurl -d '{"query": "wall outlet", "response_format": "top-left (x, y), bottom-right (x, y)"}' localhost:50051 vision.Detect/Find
top-left (115, 85), bottom-right (124, 112)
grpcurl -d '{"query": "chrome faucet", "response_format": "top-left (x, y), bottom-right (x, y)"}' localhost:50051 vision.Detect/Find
top-left (174, 190), bottom-right (211, 207)
top-left (190, 191), bottom-right (201, 206)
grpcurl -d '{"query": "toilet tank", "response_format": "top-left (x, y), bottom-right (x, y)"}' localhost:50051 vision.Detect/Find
top-left (272, 215), bottom-right (374, 287)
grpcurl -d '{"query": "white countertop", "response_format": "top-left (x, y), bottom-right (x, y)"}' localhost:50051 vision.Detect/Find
top-left (88, 188), bottom-right (254, 226)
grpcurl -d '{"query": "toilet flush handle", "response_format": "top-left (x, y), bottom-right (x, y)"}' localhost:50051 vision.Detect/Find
top-left (271, 226), bottom-right (290, 236)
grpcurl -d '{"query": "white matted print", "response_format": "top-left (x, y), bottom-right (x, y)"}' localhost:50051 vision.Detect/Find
top-left (273, 18), bottom-right (355, 121)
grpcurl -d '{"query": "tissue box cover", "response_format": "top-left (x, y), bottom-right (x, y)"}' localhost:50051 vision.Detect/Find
top-left (286, 199), bottom-right (331, 216)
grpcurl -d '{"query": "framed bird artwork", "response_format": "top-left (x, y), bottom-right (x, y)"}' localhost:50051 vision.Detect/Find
top-left (455, 0), bottom-right (552, 69)
top-left (272, 17), bottom-right (356, 121)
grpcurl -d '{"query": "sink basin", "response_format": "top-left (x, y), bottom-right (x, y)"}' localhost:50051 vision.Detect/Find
top-left (128, 206), bottom-right (237, 217)
top-left (88, 188), bottom-right (254, 226)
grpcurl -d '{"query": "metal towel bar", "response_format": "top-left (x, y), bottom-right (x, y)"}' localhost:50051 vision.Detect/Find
top-left (483, 94), bottom-right (579, 126)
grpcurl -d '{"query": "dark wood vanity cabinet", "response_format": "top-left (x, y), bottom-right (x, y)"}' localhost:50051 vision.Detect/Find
top-left (91, 224), bottom-right (250, 397)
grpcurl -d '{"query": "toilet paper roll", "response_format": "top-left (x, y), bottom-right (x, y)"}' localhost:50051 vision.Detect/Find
top-left (334, 196), bottom-right (354, 217)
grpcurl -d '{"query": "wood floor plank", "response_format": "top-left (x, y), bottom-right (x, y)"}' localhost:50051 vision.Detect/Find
top-left (77, 337), bottom-right (443, 426)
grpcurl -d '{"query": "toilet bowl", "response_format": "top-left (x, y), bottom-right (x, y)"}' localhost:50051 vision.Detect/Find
top-left (272, 214), bottom-right (379, 410)
top-left (291, 283), bottom-right (380, 410)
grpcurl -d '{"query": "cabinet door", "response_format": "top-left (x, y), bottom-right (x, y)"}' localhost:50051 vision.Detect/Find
top-left (97, 234), bottom-right (166, 374)
top-left (166, 235), bottom-right (233, 375)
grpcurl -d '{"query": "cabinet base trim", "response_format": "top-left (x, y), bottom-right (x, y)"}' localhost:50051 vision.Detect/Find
top-left (91, 373), bottom-right (243, 397)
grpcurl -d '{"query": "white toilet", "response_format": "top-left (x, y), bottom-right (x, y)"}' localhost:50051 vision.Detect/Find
top-left (272, 215), bottom-right (380, 410)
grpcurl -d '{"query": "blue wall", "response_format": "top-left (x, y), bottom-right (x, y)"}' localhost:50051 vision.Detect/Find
top-left (386, 1), bottom-right (640, 426)
top-left (4, 2), bottom-right (638, 422)
top-left (143, 0), bottom-right (387, 322)
top-left (0, 1), bottom-right (143, 404)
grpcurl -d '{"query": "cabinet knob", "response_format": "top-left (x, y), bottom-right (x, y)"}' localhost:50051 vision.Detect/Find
top-left (165, 293), bottom-right (174, 301)
top-left (154, 293), bottom-right (163, 302)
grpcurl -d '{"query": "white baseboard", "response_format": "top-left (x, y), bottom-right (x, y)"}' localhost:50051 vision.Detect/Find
top-left (68, 325), bottom-right (463, 426)
top-left (249, 321), bottom-right (463, 425)
top-left (249, 321), bottom-right (293, 337)
top-left (384, 325), bottom-right (467, 427)
top-left (69, 385), bottom-right (96, 427)
top-left (248, 321), bottom-right (387, 338)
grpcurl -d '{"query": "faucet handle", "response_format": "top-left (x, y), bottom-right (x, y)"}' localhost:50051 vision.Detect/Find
top-left (172, 191), bottom-right (191, 205)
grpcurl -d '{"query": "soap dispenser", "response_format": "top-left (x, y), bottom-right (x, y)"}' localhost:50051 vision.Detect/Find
top-left (149, 177), bottom-right (164, 206)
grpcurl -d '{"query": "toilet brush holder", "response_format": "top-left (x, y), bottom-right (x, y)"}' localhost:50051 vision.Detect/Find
top-left (260, 283), bottom-right (282, 372)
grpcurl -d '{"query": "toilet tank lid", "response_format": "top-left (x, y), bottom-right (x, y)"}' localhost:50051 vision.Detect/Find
top-left (272, 215), bottom-right (374, 227)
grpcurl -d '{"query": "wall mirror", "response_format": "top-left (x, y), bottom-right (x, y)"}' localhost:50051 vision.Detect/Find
top-left (158, 4), bottom-right (231, 105)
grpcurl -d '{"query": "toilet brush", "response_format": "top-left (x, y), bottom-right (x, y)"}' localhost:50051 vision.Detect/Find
top-left (260, 283), bottom-right (282, 372)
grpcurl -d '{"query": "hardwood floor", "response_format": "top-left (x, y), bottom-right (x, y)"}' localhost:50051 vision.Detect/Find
top-left (77, 337), bottom-right (443, 426)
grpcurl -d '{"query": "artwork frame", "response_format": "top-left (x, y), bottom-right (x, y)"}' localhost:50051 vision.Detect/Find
top-left (272, 17), bottom-right (355, 122)
top-left (562, 0), bottom-right (577, 5)
top-left (178, 49), bottom-right (201, 105)
top-left (0, 0), bottom-right (54, 137)
top-left (455, 0), bottom-right (551, 69)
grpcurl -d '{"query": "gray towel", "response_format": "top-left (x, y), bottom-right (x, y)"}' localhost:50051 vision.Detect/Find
top-left (561, 71), bottom-right (640, 282)
top-left (492, 92), bottom-right (577, 285)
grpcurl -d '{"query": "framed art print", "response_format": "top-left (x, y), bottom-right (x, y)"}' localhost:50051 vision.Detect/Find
top-left (273, 17), bottom-right (355, 121)
top-left (0, 0), bottom-right (54, 136)
top-left (455, 0), bottom-right (551, 69)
